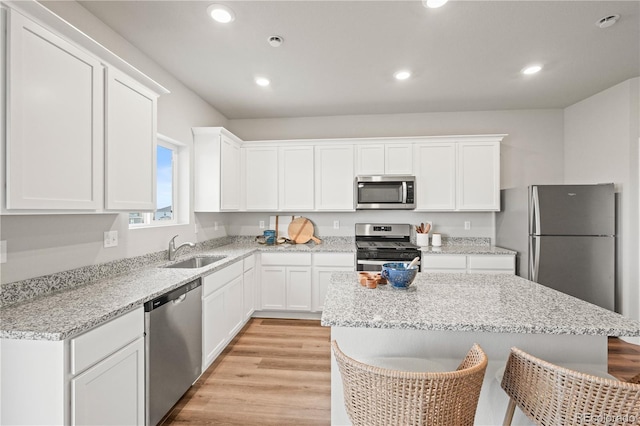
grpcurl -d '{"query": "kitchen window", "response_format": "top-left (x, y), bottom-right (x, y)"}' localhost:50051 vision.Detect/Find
top-left (129, 135), bottom-right (188, 228)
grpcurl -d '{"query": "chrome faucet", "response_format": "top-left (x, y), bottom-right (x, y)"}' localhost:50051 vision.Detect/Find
top-left (168, 235), bottom-right (196, 261)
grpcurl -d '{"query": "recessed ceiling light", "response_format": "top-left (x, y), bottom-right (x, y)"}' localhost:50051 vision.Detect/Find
top-left (522, 64), bottom-right (543, 75)
top-left (207, 4), bottom-right (235, 24)
top-left (255, 77), bottom-right (270, 87)
top-left (394, 70), bottom-right (412, 81)
top-left (422, 0), bottom-right (449, 9)
top-left (596, 14), bottom-right (620, 29)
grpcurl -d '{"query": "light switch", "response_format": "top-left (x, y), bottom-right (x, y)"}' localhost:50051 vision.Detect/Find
top-left (464, 221), bottom-right (471, 230)
top-left (0, 240), bottom-right (6, 264)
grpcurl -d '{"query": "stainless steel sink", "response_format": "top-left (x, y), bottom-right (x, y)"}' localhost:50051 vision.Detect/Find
top-left (165, 255), bottom-right (226, 269)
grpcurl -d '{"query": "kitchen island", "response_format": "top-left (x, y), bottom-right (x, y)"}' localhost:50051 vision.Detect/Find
top-left (321, 272), bottom-right (640, 425)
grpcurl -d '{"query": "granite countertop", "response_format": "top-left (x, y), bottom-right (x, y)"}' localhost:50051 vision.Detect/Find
top-left (320, 272), bottom-right (640, 337)
top-left (0, 237), bottom-right (516, 341)
top-left (420, 245), bottom-right (516, 255)
top-left (0, 240), bottom-right (355, 341)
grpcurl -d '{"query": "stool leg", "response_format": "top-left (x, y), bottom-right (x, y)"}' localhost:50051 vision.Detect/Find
top-left (502, 398), bottom-right (516, 426)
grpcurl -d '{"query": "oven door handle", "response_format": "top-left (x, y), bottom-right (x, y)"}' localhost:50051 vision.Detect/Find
top-left (357, 260), bottom-right (390, 266)
top-left (357, 259), bottom-right (421, 266)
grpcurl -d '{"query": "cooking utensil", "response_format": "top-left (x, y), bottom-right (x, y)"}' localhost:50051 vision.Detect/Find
top-left (288, 217), bottom-right (322, 244)
top-left (407, 256), bottom-right (420, 269)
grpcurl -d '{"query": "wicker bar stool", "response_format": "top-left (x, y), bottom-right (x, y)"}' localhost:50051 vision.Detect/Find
top-left (331, 341), bottom-right (488, 426)
top-left (501, 347), bottom-right (640, 425)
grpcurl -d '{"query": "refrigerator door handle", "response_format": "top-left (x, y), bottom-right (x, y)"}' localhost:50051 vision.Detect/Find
top-left (529, 236), bottom-right (540, 282)
top-left (530, 186), bottom-right (541, 235)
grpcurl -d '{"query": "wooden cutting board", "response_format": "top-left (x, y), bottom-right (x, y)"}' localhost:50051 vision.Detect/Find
top-left (288, 217), bottom-right (322, 244)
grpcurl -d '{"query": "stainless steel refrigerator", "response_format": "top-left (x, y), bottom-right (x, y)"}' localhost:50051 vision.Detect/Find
top-left (528, 184), bottom-right (615, 311)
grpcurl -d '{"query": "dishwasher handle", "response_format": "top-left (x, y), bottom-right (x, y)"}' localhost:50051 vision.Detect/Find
top-left (144, 279), bottom-right (201, 312)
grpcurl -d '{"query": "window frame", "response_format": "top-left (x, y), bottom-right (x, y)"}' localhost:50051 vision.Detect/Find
top-left (129, 134), bottom-right (188, 229)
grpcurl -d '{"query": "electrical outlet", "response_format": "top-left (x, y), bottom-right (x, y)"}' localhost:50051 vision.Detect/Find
top-left (259, 220), bottom-right (265, 229)
top-left (333, 220), bottom-right (340, 229)
top-left (214, 221), bottom-right (218, 231)
top-left (464, 221), bottom-right (471, 230)
top-left (103, 231), bottom-right (118, 248)
top-left (0, 240), bottom-right (6, 264)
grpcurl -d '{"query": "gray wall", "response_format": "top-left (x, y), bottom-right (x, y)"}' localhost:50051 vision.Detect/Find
top-left (564, 77), bottom-right (640, 323)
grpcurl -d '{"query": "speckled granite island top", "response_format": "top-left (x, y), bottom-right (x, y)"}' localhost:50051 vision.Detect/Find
top-left (320, 272), bottom-right (640, 336)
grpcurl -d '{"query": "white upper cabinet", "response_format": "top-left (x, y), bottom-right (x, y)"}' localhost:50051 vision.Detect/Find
top-left (105, 68), bottom-right (158, 211)
top-left (315, 144), bottom-right (355, 211)
top-left (193, 127), bottom-right (242, 212)
top-left (244, 146), bottom-right (279, 210)
top-left (384, 143), bottom-right (413, 175)
top-left (220, 135), bottom-right (241, 210)
top-left (414, 143), bottom-right (457, 211)
top-left (279, 146), bottom-right (314, 211)
top-left (414, 139), bottom-right (501, 212)
top-left (6, 10), bottom-right (103, 210)
top-left (356, 144), bottom-right (385, 175)
top-left (356, 142), bottom-right (412, 175)
top-left (457, 141), bottom-right (500, 211)
top-left (3, 6), bottom-right (168, 213)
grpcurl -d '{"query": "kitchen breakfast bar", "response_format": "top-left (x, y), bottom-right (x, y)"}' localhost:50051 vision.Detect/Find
top-left (321, 272), bottom-right (640, 425)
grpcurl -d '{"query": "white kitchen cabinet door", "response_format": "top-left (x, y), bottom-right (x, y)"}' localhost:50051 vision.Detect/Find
top-left (220, 134), bottom-right (241, 210)
top-left (315, 145), bottom-right (355, 211)
top-left (6, 10), bottom-right (103, 210)
top-left (279, 146), bottom-right (314, 211)
top-left (385, 143), bottom-right (413, 175)
top-left (414, 143), bottom-right (457, 211)
top-left (105, 68), bottom-right (157, 211)
top-left (225, 275), bottom-right (245, 337)
top-left (457, 142), bottom-right (500, 211)
top-left (243, 265), bottom-right (255, 320)
top-left (71, 337), bottom-right (144, 426)
top-left (193, 128), bottom-right (242, 212)
top-left (356, 144), bottom-right (385, 175)
top-left (286, 267), bottom-right (312, 311)
top-left (202, 286), bottom-right (227, 368)
top-left (261, 266), bottom-right (287, 309)
top-left (245, 146), bottom-right (279, 210)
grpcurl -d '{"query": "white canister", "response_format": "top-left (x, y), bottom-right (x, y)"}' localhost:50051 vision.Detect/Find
top-left (431, 233), bottom-right (442, 247)
top-left (416, 233), bottom-right (429, 247)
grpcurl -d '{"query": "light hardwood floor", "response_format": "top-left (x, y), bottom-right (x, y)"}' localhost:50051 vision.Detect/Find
top-left (163, 319), bottom-right (639, 425)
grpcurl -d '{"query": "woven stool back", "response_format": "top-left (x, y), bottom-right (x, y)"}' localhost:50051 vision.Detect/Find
top-left (331, 341), bottom-right (488, 426)
top-left (501, 347), bottom-right (640, 425)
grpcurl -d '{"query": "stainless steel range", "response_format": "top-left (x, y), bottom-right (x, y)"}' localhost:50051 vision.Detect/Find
top-left (355, 223), bottom-right (421, 271)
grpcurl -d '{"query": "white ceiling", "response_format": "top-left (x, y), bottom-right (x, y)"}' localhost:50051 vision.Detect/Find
top-left (76, 0), bottom-right (640, 120)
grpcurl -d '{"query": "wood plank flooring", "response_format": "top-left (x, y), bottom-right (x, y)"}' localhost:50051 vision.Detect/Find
top-left (163, 320), bottom-right (640, 425)
top-left (163, 318), bottom-right (331, 425)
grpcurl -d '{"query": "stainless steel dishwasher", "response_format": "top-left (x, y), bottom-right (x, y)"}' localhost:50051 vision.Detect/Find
top-left (145, 279), bottom-right (202, 426)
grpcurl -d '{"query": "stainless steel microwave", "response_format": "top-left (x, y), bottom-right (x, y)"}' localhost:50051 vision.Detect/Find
top-left (356, 175), bottom-right (416, 210)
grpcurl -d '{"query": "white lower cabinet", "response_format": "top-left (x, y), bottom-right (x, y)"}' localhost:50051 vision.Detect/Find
top-left (259, 252), bottom-right (355, 314)
top-left (312, 253), bottom-right (355, 312)
top-left (202, 260), bottom-right (247, 370)
top-left (422, 254), bottom-right (515, 274)
top-left (260, 253), bottom-right (312, 311)
top-left (243, 255), bottom-right (256, 319)
top-left (0, 307), bottom-right (144, 425)
top-left (71, 338), bottom-right (144, 425)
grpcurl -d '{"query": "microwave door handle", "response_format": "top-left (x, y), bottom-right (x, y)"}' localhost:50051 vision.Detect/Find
top-left (402, 182), bottom-right (408, 203)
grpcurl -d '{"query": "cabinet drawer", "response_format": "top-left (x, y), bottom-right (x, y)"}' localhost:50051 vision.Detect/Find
top-left (70, 307), bottom-right (143, 375)
top-left (313, 253), bottom-right (354, 267)
top-left (421, 255), bottom-right (466, 269)
top-left (243, 254), bottom-right (255, 271)
top-left (467, 255), bottom-right (514, 270)
top-left (203, 260), bottom-right (243, 297)
top-left (261, 253), bottom-right (312, 266)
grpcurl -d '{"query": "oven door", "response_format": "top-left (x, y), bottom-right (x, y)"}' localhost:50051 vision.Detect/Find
top-left (357, 259), bottom-right (421, 272)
